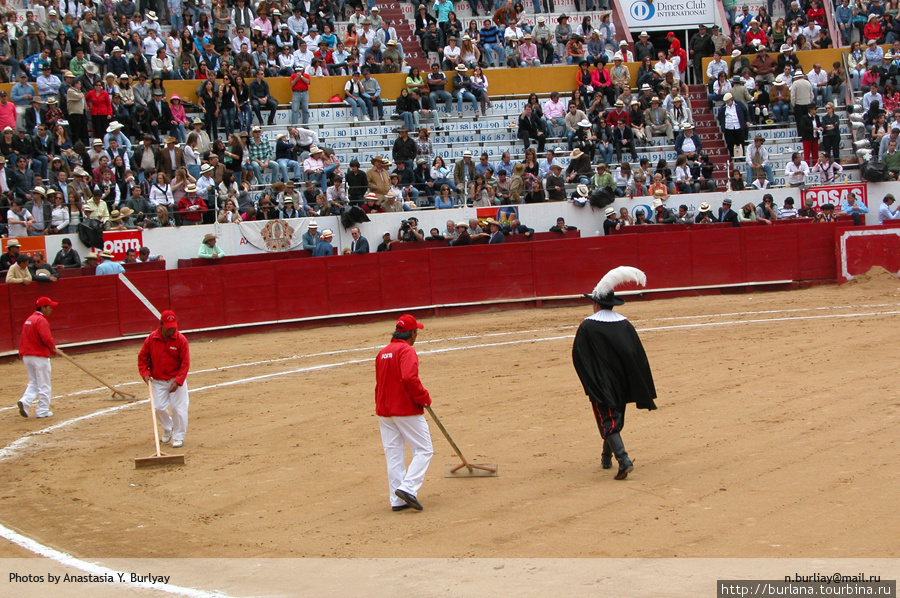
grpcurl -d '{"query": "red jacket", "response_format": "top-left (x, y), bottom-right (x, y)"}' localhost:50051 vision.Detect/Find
top-left (138, 328), bottom-right (190, 385)
top-left (85, 88), bottom-right (112, 116)
top-left (375, 339), bottom-right (431, 417)
top-left (19, 311), bottom-right (55, 358)
top-left (177, 195), bottom-right (206, 222)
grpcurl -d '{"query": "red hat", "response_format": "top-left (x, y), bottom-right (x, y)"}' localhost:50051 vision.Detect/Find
top-left (160, 309), bottom-right (178, 329)
top-left (395, 314), bottom-right (424, 332)
top-left (36, 297), bottom-right (58, 308)
top-left (666, 31), bottom-right (675, 37)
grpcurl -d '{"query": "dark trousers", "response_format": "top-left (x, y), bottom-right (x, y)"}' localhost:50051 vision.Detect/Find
top-left (90, 114), bottom-right (108, 138)
top-left (723, 128), bottom-right (745, 157)
top-left (615, 139), bottom-right (638, 162)
top-left (823, 134), bottom-right (840, 162)
top-left (592, 401), bottom-right (625, 439)
top-left (69, 113), bottom-right (88, 145)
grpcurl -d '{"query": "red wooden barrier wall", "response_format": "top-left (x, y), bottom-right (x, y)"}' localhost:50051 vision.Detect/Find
top-left (0, 223), bottom-right (851, 352)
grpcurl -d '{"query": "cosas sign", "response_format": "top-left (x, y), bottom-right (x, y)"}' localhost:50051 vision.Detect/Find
top-left (801, 183), bottom-right (868, 208)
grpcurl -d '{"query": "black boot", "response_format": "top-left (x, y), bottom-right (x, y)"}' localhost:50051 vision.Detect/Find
top-left (601, 438), bottom-right (612, 470)
top-left (606, 433), bottom-right (633, 480)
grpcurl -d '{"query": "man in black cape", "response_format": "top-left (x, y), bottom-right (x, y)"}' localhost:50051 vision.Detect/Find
top-left (572, 266), bottom-right (657, 480)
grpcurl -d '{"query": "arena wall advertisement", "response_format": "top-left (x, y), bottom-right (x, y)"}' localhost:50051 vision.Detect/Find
top-left (623, 0), bottom-right (716, 30)
top-left (802, 183), bottom-right (868, 208)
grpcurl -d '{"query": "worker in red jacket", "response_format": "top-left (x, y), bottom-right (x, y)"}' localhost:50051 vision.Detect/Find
top-left (138, 309), bottom-right (190, 449)
top-left (16, 296), bottom-right (58, 419)
top-left (374, 314), bottom-right (433, 512)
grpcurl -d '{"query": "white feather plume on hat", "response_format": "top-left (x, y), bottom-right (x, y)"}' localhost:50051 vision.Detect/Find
top-left (589, 266), bottom-right (647, 303)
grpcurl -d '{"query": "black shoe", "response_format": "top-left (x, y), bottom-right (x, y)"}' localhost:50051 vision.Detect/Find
top-left (394, 489), bottom-right (423, 510)
top-left (16, 401), bottom-right (27, 418)
top-left (614, 459), bottom-right (634, 480)
top-left (601, 438), bottom-right (612, 470)
top-left (392, 504), bottom-right (412, 512)
top-left (606, 433), bottom-right (633, 480)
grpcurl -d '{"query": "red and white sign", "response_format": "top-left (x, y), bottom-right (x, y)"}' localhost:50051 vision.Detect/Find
top-left (97, 230), bottom-right (143, 261)
top-left (802, 183), bottom-right (868, 209)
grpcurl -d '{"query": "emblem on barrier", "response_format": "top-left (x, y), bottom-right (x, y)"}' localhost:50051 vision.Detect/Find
top-left (260, 219), bottom-right (296, 251)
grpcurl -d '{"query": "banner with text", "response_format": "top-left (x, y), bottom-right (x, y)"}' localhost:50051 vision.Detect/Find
top-left (98, 230), bottom-right (143, 261)
top-left (623, 0), bottom-right (716, 31)
top-left (802, 183), bottom-right (868, 209)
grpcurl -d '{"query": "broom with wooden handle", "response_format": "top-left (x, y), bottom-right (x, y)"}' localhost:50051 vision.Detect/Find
top-left (134, 380), bottom-right (185, 468)
top-left (425, 405), bottom-right (497, 477)
top-left (55, 348), bottom-right (135, 400)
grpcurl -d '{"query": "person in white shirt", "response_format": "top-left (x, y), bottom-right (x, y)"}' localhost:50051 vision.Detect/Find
top-left (778, 197), bottom-right (799, 219)
top-left (807, 64), bottom-right (832, 106)
top-left (232, 29), bottom-right (252, 54)
top-left (655, 52), bottom-right (675, 77)
top-left (862, 84), bottom-right (884, 113)
top-left (706, 52), bottom-right (728, 82)
top-left (288, 9), bottom-right (309, 37)
top-left (142, 29), bottom-right (165, 57)
top-left (292, 41), bottom-right (315, 70)
top-left (7, 202), bottom-right (33, 237)
top-left (785, 152), bottom-right (810, 187)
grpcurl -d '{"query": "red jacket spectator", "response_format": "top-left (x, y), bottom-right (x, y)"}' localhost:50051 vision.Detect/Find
top-left (864, 21), bottom-right (883, 42)
top-left (745, 29), bottom-right (769, 48)
top-left (84, 87), bottom-right (112, 116)
top-left (606, 108), bottom-right (630, 127)
top-left (177, 194), bottom-right (206, 223)
top-left (807, 7), bottom-right (825, 27)
top-left (0, 96), bottom-right (16, 130)
top-left (19, 311), bottom-right (56, 358)
top-left (375, 338), bottom-right (431, 417)
top-left (138, 327), bottom-right (190, 385)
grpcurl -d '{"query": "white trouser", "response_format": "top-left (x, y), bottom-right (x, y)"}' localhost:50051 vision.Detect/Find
top-left (379, 414), bottom-right (433, 507)
top-left (19, 355), bottom-right (51, 416)
top-left (150, 378), bottom-right (189, 442)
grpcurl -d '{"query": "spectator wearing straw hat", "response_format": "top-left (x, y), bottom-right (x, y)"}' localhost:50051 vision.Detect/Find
top-left (177, 184), bottom-right (206, 225)
top-left (312, 229), bottom-right (335, 257)
top-left (95, 250), bottom-right (125, 275)
top-left (198, 233), bottom-right (224, 259)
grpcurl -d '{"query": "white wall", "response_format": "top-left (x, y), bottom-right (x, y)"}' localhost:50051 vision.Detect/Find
top-left (48, 182), bottom-right (899, 268)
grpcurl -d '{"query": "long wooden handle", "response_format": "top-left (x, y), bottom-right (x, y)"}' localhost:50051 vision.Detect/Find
top-left (148, 381), bottom-right (162, 457)
top-left (55, 348), bottom-right (135, 398)
top-left (425, 405), bottom-right (473, 473)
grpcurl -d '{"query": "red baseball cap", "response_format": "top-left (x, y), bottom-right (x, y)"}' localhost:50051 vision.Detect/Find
top-left (160, 309), bottom-right (178, 329)
top-left (395, 314), bottom-right (424, 332)
top-left (666, 31), bottom-right (675, 37)
top-left (36, 297), bottom-right (58, 308)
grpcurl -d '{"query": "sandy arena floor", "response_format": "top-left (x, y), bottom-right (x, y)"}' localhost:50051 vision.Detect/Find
top-left (1, 271), bottom-right (899, 563)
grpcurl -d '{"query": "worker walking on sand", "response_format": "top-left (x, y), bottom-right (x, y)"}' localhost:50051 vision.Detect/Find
top-left (138, 310), bottom-right (190, 449)
top-left (16, 297), bottom-right (59, 419)
top-left (375, 314), bottom-right (434, 512)
top-left (572, 267), bottom-right (657, 480)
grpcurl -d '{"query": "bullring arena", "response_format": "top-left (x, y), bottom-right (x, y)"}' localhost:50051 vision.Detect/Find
top-left (1, 267), bottom-right (899, 596)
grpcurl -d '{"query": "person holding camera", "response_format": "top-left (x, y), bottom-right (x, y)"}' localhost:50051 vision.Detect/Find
top-left (398, 216), bottom-right (424, 242)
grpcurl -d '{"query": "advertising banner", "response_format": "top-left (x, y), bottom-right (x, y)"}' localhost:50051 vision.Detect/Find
top-left (2, 236), bottom-right (47, 260)
top-left (623, 0), bottom-right (716, 31)
top-left (802, 183), bottom-right (868, 209)
top-left (99, 230), bottom-right (143, 261)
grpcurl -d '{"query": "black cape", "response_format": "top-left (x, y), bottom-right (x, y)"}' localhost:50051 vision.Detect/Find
top-left (572, 317), bottom-right (657, 411)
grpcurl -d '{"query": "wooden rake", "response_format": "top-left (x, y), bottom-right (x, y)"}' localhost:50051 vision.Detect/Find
top-left (425, 406), bottom-right (497, 478)
top-left (134, 381), bottom-right (185, 469)
top-left (55, 348), bottom-right (135, 400)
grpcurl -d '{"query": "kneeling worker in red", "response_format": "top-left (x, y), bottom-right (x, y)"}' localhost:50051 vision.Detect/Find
top-left (16, 296), bottom-right (58, 419)
top-left (139, 310), bottom-right (190, 449)
top-left (375, 314), bottom-right (434, 511)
